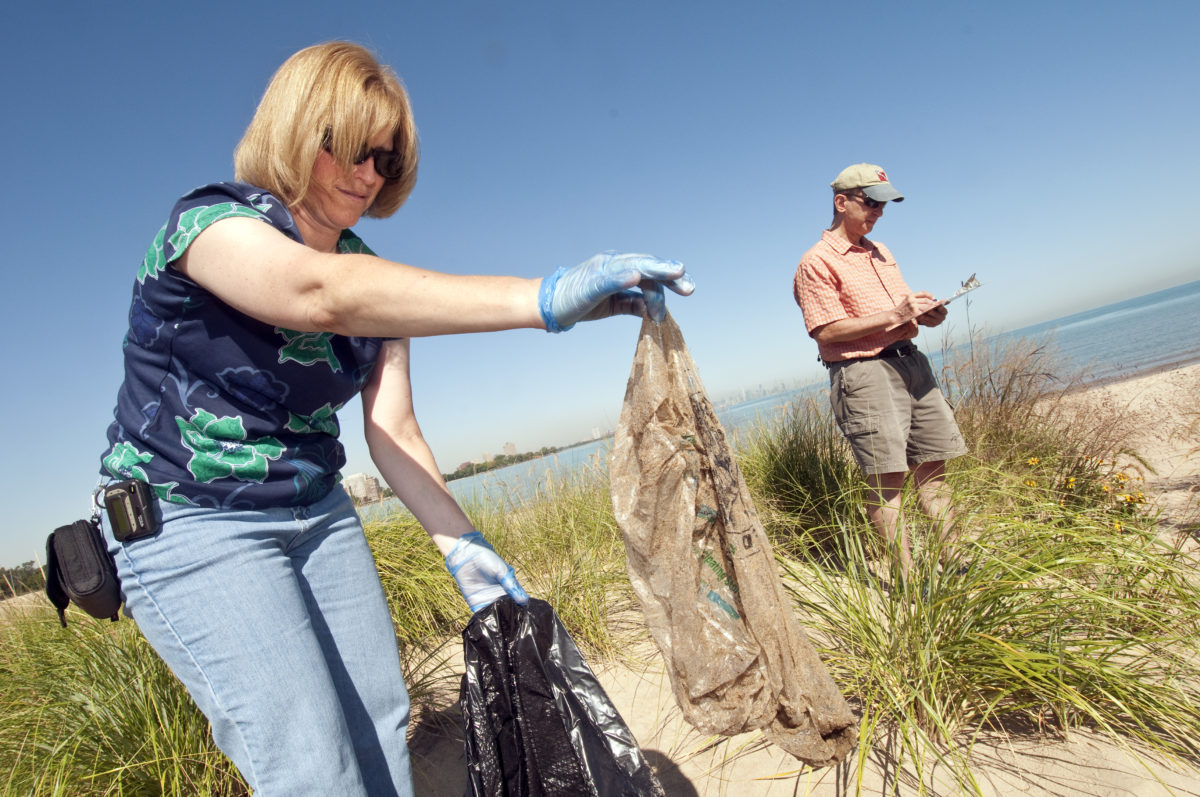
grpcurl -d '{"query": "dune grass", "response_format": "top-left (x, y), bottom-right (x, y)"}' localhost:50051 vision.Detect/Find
top-left (0, 604), bottom-right (245, 796)
top-left (736, 339), bottom-right (1200, 792)
top-left (369, 462), bottom-right (637, 659)
top-left (0, 465), bottom-right (636, 795)
top-left (2, 341), bottom-right (1198, 794)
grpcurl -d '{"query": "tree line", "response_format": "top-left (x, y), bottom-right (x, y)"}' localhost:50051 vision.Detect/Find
top-left (2, 562), bottom-right (45, 600)
top-left (442, 444), bottom-right (582, 483)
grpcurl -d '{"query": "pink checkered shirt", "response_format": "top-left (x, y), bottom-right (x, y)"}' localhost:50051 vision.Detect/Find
top-left (793, 230), bottom-right (919, 362)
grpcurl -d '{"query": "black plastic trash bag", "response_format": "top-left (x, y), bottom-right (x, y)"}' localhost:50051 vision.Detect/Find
top-left (460, 597), bottom-right (664, 796)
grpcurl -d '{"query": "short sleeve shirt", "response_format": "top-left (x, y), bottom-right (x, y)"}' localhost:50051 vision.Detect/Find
top-left (793, 230), bottom-right (918, 362)
top-left (100, 182), bottom-right (389, 509)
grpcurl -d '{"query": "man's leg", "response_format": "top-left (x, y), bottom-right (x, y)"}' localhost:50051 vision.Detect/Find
top-left (828, 359), bottom-right (915, 576)
top-left (912, 459), bottom-right (962, 565)
top-left (864, 470), bottom-right (911, 576)
top-left (901, 349), bottom-right (968, 568)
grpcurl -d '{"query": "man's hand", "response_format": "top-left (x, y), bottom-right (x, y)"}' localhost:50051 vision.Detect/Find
top-left (884, 292), bottom-right (938, 330)
top-left (916, 301), bottom-right (948, 327)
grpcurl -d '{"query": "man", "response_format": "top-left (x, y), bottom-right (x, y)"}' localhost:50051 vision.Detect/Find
top-left (793, 163), bottom-right (967, 578)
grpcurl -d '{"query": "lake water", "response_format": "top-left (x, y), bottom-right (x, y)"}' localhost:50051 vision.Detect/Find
top-left (987, 278), bottom-right (1200, 384)
top-left (360, 279), bottom-right (1200, 517)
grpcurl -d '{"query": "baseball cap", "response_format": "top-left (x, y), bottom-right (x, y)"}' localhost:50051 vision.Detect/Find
top-left (830, 163), bottom-right (905, 202)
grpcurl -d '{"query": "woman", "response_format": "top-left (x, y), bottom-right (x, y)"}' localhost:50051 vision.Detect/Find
top-left (98, 41), bottom-right (692, 796)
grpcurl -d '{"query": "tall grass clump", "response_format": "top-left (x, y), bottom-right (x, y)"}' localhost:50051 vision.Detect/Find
top-left (368, 511), bottom-right (469, 645)
top-left (0, 461), bottom-right (636, 795)
top-left (0, 603), bottom-right (246, 796)
top-left (741, 335), bottom-right (1200, 793)
top-left (781, 505), bottom-right (1200, 793)
top-left (943, 336), bottom-right (1149, 516)
top-left (494, 468), bottom-right (640, 658)
top-left (739, 396), bottom-right (865, 559)
top-left (365, 461), bottom-right (638, 660)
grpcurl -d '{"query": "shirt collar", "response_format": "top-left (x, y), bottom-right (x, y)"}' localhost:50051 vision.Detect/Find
top-left (820, 229), bottom-right (876, 255)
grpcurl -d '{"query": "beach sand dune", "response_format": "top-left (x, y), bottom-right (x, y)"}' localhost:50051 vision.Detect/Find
top-left (1075, 364), bottom-right (1200, 536)
top-left (410, 364), bottom-right (1200, 796)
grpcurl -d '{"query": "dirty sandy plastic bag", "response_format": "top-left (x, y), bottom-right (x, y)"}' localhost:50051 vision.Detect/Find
top-left (461, 597), bottom-right (665, 796)
top-left (610, 314), bottom-right (857, 767)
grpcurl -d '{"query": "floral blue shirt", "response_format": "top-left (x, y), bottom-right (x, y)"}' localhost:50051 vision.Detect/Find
top-left (101, 182), bottom-right (388, 509)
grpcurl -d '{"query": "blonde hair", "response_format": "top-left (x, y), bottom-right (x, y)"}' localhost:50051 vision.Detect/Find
top-left (234, 42), bottom-right (419, 218)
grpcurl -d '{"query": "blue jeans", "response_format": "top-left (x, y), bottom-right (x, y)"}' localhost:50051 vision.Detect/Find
top-left (101, 486), bottom-right (413, 797)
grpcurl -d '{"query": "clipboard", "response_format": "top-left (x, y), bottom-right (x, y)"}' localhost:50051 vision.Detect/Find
top-left (884, 273), bottom-right (982, 330)
top-left (936, 272), bottom-right (982, 307)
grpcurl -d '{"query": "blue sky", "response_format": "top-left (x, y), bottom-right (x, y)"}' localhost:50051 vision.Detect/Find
top-left (2, 1), bottom-right (1197, 567)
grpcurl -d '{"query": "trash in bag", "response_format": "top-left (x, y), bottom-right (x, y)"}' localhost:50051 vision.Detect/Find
top-left (460, 596), bottom-right (665, 796)
top-left (610, 313), bottom-right (858, 767)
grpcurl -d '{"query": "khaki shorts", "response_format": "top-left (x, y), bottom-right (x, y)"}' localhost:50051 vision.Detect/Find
top-left (828, 351), bottom-right (967, 475)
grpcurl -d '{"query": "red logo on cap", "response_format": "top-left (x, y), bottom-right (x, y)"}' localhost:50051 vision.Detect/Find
top-left (877, 170), bottom-right (889, 183)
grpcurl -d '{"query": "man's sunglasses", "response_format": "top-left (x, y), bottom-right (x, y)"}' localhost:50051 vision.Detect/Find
top-left (322, 131), bottom-right (404, 180)
top-left (853, 194), bottom-right (886, 209)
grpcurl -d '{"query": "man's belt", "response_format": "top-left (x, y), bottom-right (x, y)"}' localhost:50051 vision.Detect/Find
top-left (822, 342), bottom-right (917, 369)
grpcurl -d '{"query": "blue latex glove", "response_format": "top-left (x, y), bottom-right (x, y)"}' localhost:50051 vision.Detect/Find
top-left (445, 531), bottom-right (529, 612)
top-left (538, 251), bottom-right (695, 332)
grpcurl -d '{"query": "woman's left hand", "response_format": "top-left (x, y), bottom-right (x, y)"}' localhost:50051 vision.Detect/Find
top-left (444, 531), bottom-right (529, 612)
top-left (539, 252), bottom-right (695, 332)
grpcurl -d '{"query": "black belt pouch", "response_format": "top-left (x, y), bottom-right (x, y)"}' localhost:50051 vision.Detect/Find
top-left (45, 520), bottom-right (121, 627)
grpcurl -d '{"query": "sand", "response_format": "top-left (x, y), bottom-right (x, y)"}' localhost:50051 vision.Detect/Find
top-left (1065, 363), bottom-right (1200, 535)
top-left (409, 363), bottom-right (1200, 796)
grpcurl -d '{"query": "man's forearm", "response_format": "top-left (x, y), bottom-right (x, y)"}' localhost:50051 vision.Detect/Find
top-left (812, 310), bottom-right (906, 344)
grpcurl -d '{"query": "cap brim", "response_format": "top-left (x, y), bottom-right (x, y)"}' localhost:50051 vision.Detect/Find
top-left (863, 184), bottom-right (904, 202)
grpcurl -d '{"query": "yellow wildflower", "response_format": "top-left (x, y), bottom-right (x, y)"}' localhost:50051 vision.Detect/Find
top-left (1027, 456), bottom-right (1040, 466)
top-left (1024, 479), bottom-right (1036, 488)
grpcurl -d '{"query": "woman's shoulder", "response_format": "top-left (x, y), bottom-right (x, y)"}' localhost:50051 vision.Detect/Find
top-left (157, 182), bottom-right (302, 263)
top-left (172, 181), bottom-right (290, 226)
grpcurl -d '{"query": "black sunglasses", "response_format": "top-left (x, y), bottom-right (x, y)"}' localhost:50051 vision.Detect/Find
top-left (853, 194), bottom-right (886, 209)
top-left (322, 130), bottom-right (404, 180)
top-left (351, 145), bottom-right (404, 180)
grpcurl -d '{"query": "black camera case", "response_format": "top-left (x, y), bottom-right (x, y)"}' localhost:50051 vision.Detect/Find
top-left (45, 520), bottom-right (122, 627)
